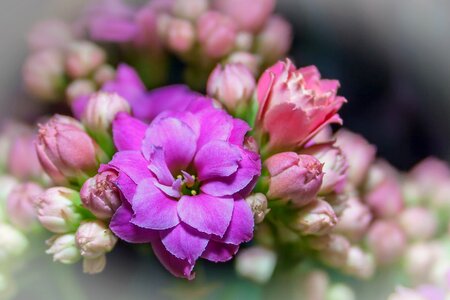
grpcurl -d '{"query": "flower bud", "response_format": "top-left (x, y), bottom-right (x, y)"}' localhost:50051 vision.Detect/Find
top-left (0, 223), bottom-right (28, 262)
top-left (27, 19), bottom-right (74, 51)
top-left (82, 92), bottom-right (131, 134)
top-left (83, 255), bottom-right (107, 274)
top-left (334, 129), bottom-right (376, 187)
top-left (315, 234), bottom-right (351, 268)
top-left (324, 192), bottom-right (349, 217)
top-left (302, 144), bottom-right (348, 195)
top-left (93, 65), bottom-right (116, 86)
top-left (214, 0), bottom-right (275, 33)
top-left (66, 79), bottom-right (96, 103)
top-left (75, 220), bottom-right (117, 259)
top-left (235, 246), bottom-right (277, 284)
top-left (298, 270), bottom-right (329, 300)
top-left (367, 220), bottom-right (406, 266)
top-left (197, 11), bottom-right (237, 58)
top-left (65, 41), bottom-right (106, 78)
top-left (6, 183), bottom-right (43, 231)
top-left (36, 187), bottom-right (82, 233)
top-left (292, 199), bottom-right (338, 236)
top-left (344, 246), bottom-right (375, 279)
top-left (207, 63), bottom-right (256, 113)
top-left (46, 234), bottom-right (81, 264)
top-left (0, 175), bottom-right (19, 204)
top-left (245, 193), bottom-right (270, 224)
top-left (404, 242), bottom-right (441, 284)
top-left (326, 284), bottom-right (356, 300)
top-left (172, 0), bottom-right (208, 20)
top-left (80, 171), bottom-right (121, 219)
top-left (334, 197), bottom-right (372, 242)
top-left (36, 115), bottom-right (104, 186)
top-left (266, 153), bottom-right (323, 207)
top-left (7, 132), bottom-right (44, 181)
top-left (399, 207), bottom-right (437, 241)
top-left (166, 18), bottom-right (195, 53)
top-left (388, 287), bottom-right (426, 300)
top-left (235, 32), bottom-right (254, 51)
top-left (227, 52), bottom-right (261, 75)
top-left (23, 49), bottom-right (65, 102)
top-left (256, 16), bottom-right (292, 63)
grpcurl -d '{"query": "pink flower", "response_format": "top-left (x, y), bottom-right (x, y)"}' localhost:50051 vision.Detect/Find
top-left (256, 60), bottom-right (346, 153)
top-left (367, 220), bottom-right (406, 266)
top-left (6, 183), bottom-right (44, 231)
top-left (265, 152), bottom-right (323, 207)
top-left (165, 18), bottom-right (195, 53)
top-left (255, 16), bottom-right (292, 64)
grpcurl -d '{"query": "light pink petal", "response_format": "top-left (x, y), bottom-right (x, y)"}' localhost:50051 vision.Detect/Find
top-left (201, 241), bottom-right (239, 262)
top-left (152, 239), bottom-right (195, 280)
top-left (178, 194), bottom-right (234, 237)
top-left (112, 112), bottom-right (147, 151)
top-left (218, 197), bottom-right (254, 245)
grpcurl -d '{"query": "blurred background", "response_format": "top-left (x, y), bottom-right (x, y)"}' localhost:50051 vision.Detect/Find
top-left (1, 0), bottom-right (450, 299)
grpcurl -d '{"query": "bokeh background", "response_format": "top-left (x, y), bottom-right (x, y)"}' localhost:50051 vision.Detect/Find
top-left (1, 0), bottom-right (450, 299)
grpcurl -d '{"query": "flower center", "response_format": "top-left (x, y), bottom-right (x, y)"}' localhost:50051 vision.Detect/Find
top-left (177, 171), bottom-right (200, 196)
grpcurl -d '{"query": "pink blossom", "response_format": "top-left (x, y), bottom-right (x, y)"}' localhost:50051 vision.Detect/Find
top-left (6, 183), bottom-right (43, 231)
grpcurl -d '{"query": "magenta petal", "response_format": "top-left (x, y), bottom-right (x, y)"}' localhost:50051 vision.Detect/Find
top-left (116, 173), bottom-right (137, 203)
top-left (178, 194), bottom-right (234, 237)
top-left (201, 241), bottom-right (239, 262)
top-left (131, 178), bottom-right (179, 230)
top-left (194, 141), bottom-right (241, 181)
top-left (142, 117), bottom-right (197, 173)
top-left (219, 198), bottom-right (254, 245)
top-left (102, 64), bottom-right (146, 104)
top-left (229, 119), bottom-right (250, 145)
top-left (108, 151), bottom-right (152, 184)
top-left (112, 113), bottom-right (147, 151)
top-left (196, 107), bottom-right (233, 148)
top-left (110, 204), bottom-right (158, 243)
top-left (147, 147), bottom-right (174, 186)
top-left (160, 223), bottom-right (209, 264)
top-left (152, 239), bottom-right (195, 280)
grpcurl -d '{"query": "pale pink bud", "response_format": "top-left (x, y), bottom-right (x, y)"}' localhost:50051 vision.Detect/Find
top-left (388, 287), bottom-right (426, 300)
top-left (344, 246), bottom-right (375, 279)
top-left (36, 187), bottom-right (82, 233)
top-left (235, 32), bottom-right (254, 51)
top-left (334, 129), bottom-right (376, 187)
top-left (166, 18), bottom-right (195, 53)
top-left (266, 153), bottom-right (324, 207)
top-left (66, 79), bottom-right (96, 103)
top-left (65, 41), bottom-right (106, 78)
top-left (93, 65), bottom-right (116, 86)
top-left (324, 192), bottom-right (349, 217)
top-left (227, 52), bottom-right (261, 75)
top-left (404, 243), bottom-right (441, 284)
top-left (326, 284), bottom-right (356, 300)
top-left (256, 16), bottom-right (292, 63)
top-left (46, 234), bottom-right (81, 264)
top-left (299, 270), bottom-right (329, 300)
top-left (83, 255), bottom-right (107, 274)
top-left (367, 220), bottom-right (406, 266)
top-left (7, 132), bottom-right (43, 181)
top-left (245, 193), bottom-right (270, 224)
top-left (314, 234), bottom-right (351, 268)
top-left (399, 207), bottom-right (437, 241)
top-left (409, 157), bottom-right (450, 192)
top-left (214, 0), bottom-right (275, 33)
top-left (292, 199), bottom-right (338, 236)
top-left (82, 92), bottom-right (131, 134)
top-left (334, 197), bottom-right (372, 242)
top-left (235, 247), bottom-right (277, 284)
top-left (197, 11), bottom-right (237, 58)
top-left (172, 0), bottom-right (208, 20)
top-left (27, 19), bottom-right (74, 51)
top-left (0, 224), bottom-right (28, 261)
top-left (23, 49), bottom-right (65, 101)
top-left (302, 144), bottom-right (348, 194)
top-left (0, 176), bottom-right (19, 220)
top-left (6, 183), bottom-right (43, 231)
top-left (75, 220), bottom-right (117, 259)
top-left (207, 63), bottom-right (256, 112)
top-left (80, 171), bottom-right (121, 220)
top-left (36, 115), bottom-right (103, 185)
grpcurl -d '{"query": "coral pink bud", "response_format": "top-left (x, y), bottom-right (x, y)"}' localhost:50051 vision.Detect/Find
top-left (292, 199), bottom-right (338, 236)
top-left (235, 246), bottom-right (277, 284)
top-left (75, 220), bottom-right (117, 259)
top-left (172, 0), bottom-right (208, 20)
top-left (65, 41), bottom-right (106, 78)
top-left (334, 197), bottom-right (372, 242)
top-left (166, 18), bottom-right (195, 53)
top-left (93, 65), bottom-right (116, 86)
top-left (256, 16), bottom-right (292, 63)
top-left (66, 79), bottom-right (96, 103)
top-left (80, 171), bottom-right (121, 220)
top-left (227, 52), bottom-right (261, 75)
top-left (245, 193), bottom-right (270, 224)
top-left (214, 0), bottom-right (275, 33)
top-left (334, 129), bottom-right (376, 187)
top-left (0, 223), bottom-right (29, 262)
top-left (197, 11), bottom-right (237, 58)
top-left (302, 144), bottom-right (348, 194)
top-left (7, 132), bottom-right (43, 181)
top-left (207, 63), bottom-right (256, 113)
top-left (367, 220), bottom-right (406, 266)
top-left (46, 234), bottom-right (81, 264)
top-left (266, 153), bottom-right (323, 207)
top-left (344, 246), bottom-right (375, 279)
top-left (23, 49), bottom-right (65, 102)
top-left (399, 207), bottom-right (437, 241)
top-left (27, 19), bottom-right (74, 51)
top-left (82, 92), bottom-right (131, 134)
top-left (36, 115), bottom-right (103, 185)
top-left (6, 183), bottom-right (43, 231)
top-left (36, 187), bottom-right (82, 233)
top-left (314, 234), bottom-right (351, 268)
top-left (256, 60), bottom-right (346, 152)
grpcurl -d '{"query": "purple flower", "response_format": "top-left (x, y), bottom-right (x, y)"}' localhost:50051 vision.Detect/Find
top-left (104, 94), bottom-right (261, 279)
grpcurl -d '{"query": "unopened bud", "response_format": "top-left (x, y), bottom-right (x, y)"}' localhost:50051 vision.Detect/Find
top-left (235, 246), bottom-right (277, 284)
top-left (172, 0), bottom-right (208, 20)
top-left (292, 199), bottom-right (338, 236)
top-left (227, 52), bottom-right (261, 75)
top-left (75, 220), bottom-right (117, 259)
top-left (0, 223), bottom-right (28, 262)
top-left (46, 234), bottom-right (81, 264)
top-left (334, 197), bottom-right (372, 242)
top-left (6, 182), bottom-right (43, 231)
top-left (83, 255), bottom-right (107, 274)
top-left (166, 18), bottom-right (195, 53)
top-left (93, 65), bottom-right (116, 86)
top-left (245, 193), bottom-right (270, 224)
top-left (344, 246), bottom-right (375, 279)
top-left (66, 79), bottom-right (96, 103)
top-left (256, 16), bottom-right (292, 64)
top-left (326, 283), bottom-right (355, 300)
top-left (65, 41), bottom-right (106, 78)
top-left (399, 207), bottom-right (437, 241)
top-left (315, 234), bottom-right (351, 268)
top-left (367, 221), bottom-right (406, 266)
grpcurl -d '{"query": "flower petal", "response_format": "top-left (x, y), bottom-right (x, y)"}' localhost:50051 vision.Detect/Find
top-left (152, 239), bottom-right (195, 280)
top-left (108, 150), bottom-right (152, 184)
top-left (195, 107), bottom-right (233, 148)
top-left (147, 147), bottom-right (174, 186)
top-left (110, 203), bottom-right (158, 243)
top-left (160, 223), bottom-right (209, 264)
top-left (131, 178), bottom-right (179, 230)
top-left (218, 197), bottom-right (254, 245)
top-left (116, 173), bottom-right (137, 203)
top-left (201, 241), bottom-right (239, 262)
top-left (178, 194), bottom-right (234, 237)
top-left (194, 141), bottom-right (241, 181)
top-left (229, 119), bottom-right (250, 145)
top-left (112, 113), bottom-right (147, 151)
